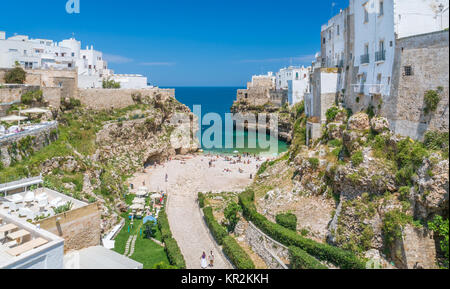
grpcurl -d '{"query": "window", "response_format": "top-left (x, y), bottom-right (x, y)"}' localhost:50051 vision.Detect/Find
top-left (337, 25), bottom-right (340, 35)
top-left (379, 1), bottom-right (384, 16)
top-left (364, 6), bottom-right (369, 23)
top-left (365, 44), bottom-right (369, 55)
top-left (329, 30), bottom-right (332, 40)
top-left (68, 63), bottom-right (72, 68)
top-left (323, 38), bottom-right (326, 44)
top-left (404, 66), bottom-right (413, 76)
top-left (71, 52), bottom-right (75, 57)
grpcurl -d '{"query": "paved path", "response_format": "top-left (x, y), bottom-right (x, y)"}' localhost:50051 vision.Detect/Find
top-left (130, 155), bottom-right (263, 269)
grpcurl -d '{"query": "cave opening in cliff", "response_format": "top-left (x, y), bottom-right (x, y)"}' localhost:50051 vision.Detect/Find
top-left (144, 155), bottom-right (160, 168)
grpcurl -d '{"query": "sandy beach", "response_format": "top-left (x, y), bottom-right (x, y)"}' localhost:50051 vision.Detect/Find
top-left (129, 153), bottom-right (266, 269)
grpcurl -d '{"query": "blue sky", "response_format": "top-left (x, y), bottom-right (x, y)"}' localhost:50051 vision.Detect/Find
top-left (0, 0), bottom-right (348, 86)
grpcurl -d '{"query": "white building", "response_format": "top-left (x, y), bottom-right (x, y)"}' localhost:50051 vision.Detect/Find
top-left (321, 9), bottom-right (347, 69)
top-left (276, 66), bottom-right (310, 90)
top-left (0, 31), bottom-right (149, 89)
top-left (351, 0), bottom-right (449, 99)
top-left (0, 212), bottom-right (64, 269)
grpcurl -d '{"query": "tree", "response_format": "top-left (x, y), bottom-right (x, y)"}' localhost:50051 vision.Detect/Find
top-left (4, 62), bottom-right (26, 84)
top-left (143, 221), bottom-right (157, 239)
top-left (224, 202), bottom-right (241, 233)
top-left (102, 78), bottom-right (121, 89)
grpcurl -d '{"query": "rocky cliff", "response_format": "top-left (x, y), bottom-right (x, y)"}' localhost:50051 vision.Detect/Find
top-left (251, 104), bottom-right (449, 269)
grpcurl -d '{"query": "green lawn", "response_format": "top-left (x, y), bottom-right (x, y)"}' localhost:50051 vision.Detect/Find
top-left (113, 217), bottom-right (169, 269)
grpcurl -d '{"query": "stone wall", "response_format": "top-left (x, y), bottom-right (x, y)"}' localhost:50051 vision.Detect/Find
top-left (37, 202), bottom-right (102, 253)
top-left (390, 224), bottom-right (437, 269)
top-left (0, 121), bottom-right (58, 167)
top-left (76, 88), bottom-right (175, 110)
top-left (244, 221), bottom-right (289, 269)
top-left (385, 30), bottom-right (449, 140)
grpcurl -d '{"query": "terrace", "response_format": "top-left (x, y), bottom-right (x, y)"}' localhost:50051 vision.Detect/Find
top-left (0, 176), bottom-right (88, 223)
top-left (0, 211), bottom-right (64, 268)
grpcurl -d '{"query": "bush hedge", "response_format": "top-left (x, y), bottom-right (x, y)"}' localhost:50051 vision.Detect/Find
top-left (157, 208), bottom-right (172, 240)
top-left (202, 206), bottom-right (255, 269)
top-left (202, 206), bottom-right (228, 245)
top-left (157, 208), bottom-right (186, 268)
top-left (164, 237), bottom-right (186, 269)
top-left (238, 190), bottom-right (365, 269)
top-left (198, 192), bottom-right (206, 208)
top-left (222, 236), bottom-right (255, 269)
top-left (276, 213), bottom-right (297, 231)
top-left (289, 246), bottom-right (328, 269)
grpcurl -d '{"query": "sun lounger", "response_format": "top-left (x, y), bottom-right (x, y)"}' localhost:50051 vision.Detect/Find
top-left (0, 224), bottom-right (18, 233)
top-left (6, 238), bottom-right (48, 257)
top-left (10, 194), bottom-right (23, 204)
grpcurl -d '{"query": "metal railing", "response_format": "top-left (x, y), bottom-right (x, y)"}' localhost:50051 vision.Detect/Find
top-left (353, 84), bottom-right (365, 94)
top-left (360, 54), bottom-right (370, 64)
top-left (0, 121), bottom-right (58, 143)
top-left (375, 50), bottom-right (386, 62)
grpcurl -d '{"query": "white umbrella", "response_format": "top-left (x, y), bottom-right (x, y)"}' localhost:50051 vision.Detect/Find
top-left (150, 193), bottom-right (162, 199)
top-left (20, 108), bottom-right (49, 114)
top-left (135, 190), bottom-right (147, 197)
top-left (0, 114), bottom-right (28, 129)
top-left (0, 115), bottom-right (28, 122)
top-left (132, 198), bottom-right (145, 204)
top-left (130, 203), bottom-right (144, 210)
top-left (138, 186), bottom-right (148, 192)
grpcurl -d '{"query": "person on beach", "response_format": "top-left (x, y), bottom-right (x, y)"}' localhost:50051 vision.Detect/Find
top-left (209, 251), bottom-right (215, 268)
top-left (201, 252), bottom-right (208, 269)
top-left (165, 173), bottom-right (168, 183)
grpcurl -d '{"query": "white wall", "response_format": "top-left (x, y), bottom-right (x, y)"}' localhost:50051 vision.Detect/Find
top-left (110, 74), bottom-right (148, 89)
top-left (288, 79), bottom-right (309, 105)
top-left (322, 10), bottom-right (347, 68)
top-left (394, 0), bottom-right (449, 39)
top-left (352, 0), bottom-right (396, 97)
top-left (276, 66), bottom-right (310, 90)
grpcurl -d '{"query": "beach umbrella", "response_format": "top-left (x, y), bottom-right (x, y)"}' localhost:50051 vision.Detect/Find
top-left (0, 114), bottom-right (28, 129)
top-left (132, 198), bottom-right (145, 204)
top-left (135, 190), bottom-right (147, 197)
top-left (130, 203), bottom-right (144, 210)
top-left (150, 193), bottom-right (162, 199)
top-left (138, 186), bottom-right (148, 192)
top-left (143, 216), bottom-right (157, 225)
top-left (20, 108), bottom-right (49, 114)
top-left (0, 115), bottom-right (28, 122)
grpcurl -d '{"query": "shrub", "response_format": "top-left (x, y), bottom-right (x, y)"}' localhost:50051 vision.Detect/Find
top-left (308, 158), bottom-right (319, 170)
top-left (224, 202), bottom-right (241, 232)
top-left (351, 151), bottom-right (364, 167)
top-left (21, 90), bottom-right (43, 104)
top-left (382, 209), bottom-right (412, 248)
top-left (276, 213), bottom-right (297, 231)
top-left (424, 89), bottom-right (441, 114)
top-left (428, 215), bottom-right (449, 268)
top-left (164, 237), bottom-right (186, 269)
top-left (102, 78), bottom-right (121, 89)
top-left (203, 206), bottom-right (228, 245)
top-left (198, 192), bottom-right (205, 208)
top-left (326, 106), bottom-right (340, 123)
top-left (395, 138), bottom-right (428, 185)
top-left (222, 236), bottom-right (255, 269)
top-left (239, 190), bottom-right (364, 269)
top-left (289, 246), bottom-right (327, 269)
top-left (4, 65), bottom-right (26, 84)
top-left (424, 131), bottom-right (449, 157)
top-left (157, 208), bottom-right (173, 240)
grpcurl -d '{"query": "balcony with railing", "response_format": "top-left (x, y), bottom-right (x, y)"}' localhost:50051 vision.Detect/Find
top-left (375, 50), bottom-right (386, 62)
top-left (368, 84), bottom-right (384, 95)
top-left (360, 54), bottom-right (370, 65)
top-left (353, 83), bottom-right (365, 94)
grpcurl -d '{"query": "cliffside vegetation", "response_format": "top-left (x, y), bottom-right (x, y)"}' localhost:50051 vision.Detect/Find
top-left (0, 96), bottom-right (195, 232)
top-left (247, 101), bottom-right (448, 268)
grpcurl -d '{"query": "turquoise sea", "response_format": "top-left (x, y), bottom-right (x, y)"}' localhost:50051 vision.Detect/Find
top-left (166, 87), bottom-right (288, 156)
